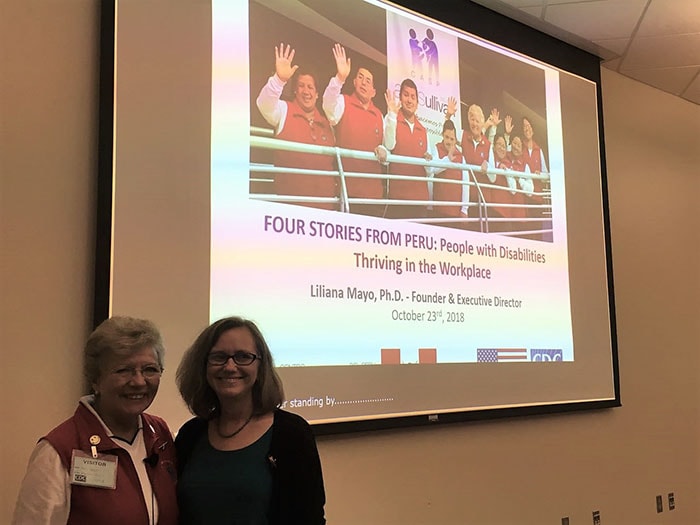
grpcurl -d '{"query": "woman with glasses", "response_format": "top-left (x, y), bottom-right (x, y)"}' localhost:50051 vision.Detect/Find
top-left (12, 316), bottom-right (178, 525)
top-left (175, 316), bottom-right (326, 525)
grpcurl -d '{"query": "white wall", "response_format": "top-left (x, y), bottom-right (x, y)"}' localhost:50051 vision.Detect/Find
top-left (2, 1), bottom-right (699, 523)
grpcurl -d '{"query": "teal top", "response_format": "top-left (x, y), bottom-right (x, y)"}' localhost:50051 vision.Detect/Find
top-left (177, 426), bottom-right (274, 525)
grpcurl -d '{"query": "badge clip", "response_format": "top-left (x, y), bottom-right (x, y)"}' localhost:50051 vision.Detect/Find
top-left (89, 435), bottom-right (101, 458)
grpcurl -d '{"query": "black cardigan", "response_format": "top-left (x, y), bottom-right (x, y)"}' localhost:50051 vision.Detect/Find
top-left (175, 409), bottom-right (326, 525)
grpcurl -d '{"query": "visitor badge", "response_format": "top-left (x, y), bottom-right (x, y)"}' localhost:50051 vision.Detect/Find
top-left (70, 449), bottom-right (118, 489)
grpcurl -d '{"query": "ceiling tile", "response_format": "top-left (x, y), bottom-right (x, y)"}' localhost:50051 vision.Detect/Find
top-left (546, 0), bottom-right (603, 3)
top-left (467, 0), bottom-right (700, 105)
top-left (592, 37), bottom-right (630, 56)
top-left (602, 57), bottom-right (624, 70)
top-left (623, 65), bottom-right (700, 95)
top-left (469, 0), bottom-right (544, 19)
top-left (544, 0), bottom-right (647, 40)
top-left (637, 0), bottom-right (700, 36)
top-left (622, 33), bottom-right (700, 69)
top-left (519, 5), bottom-right (543, 18)
top-left (487, 0), bottom-right (544, 8)
top-left (682, 73), bottom-right (700, 104)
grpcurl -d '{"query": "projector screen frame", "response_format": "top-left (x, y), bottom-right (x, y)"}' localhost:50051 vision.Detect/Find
top-left (95, 0), bottom-right (621, 435)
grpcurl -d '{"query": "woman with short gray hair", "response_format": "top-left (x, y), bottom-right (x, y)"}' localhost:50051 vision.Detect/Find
top-left (13, 316), bottom-right (178, 525)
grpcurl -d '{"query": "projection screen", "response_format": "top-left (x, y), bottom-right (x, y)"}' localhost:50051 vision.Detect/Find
top-left (96, 0), bottom-right (620, 433)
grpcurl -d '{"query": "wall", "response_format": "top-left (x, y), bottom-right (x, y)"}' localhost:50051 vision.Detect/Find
top-left (1, 1), bottom-right (698, 523)
top-left (1, 0), bottom-right (97, 517)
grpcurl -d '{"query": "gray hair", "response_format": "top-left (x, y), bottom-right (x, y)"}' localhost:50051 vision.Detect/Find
top-left (84, 316), bottom-right (165, 391)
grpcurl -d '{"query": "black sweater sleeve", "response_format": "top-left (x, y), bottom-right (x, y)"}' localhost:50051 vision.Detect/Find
top-left (268, 410), bottom-right (326, 525)
top-left (174, 417), bottom-right (207, 478)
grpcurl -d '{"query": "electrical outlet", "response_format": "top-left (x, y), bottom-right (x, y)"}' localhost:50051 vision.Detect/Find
top-left (561, 518), bottom-right (569, 525)
top-left (656, 495), bottom-right (663, 513)
top-left (592, 509), bottom-right (601, 524)
top-left (668, 492), bottom-right (675, 510)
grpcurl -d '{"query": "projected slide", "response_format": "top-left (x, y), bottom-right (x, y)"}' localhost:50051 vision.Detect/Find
top-left (210, 0), bottom-right (573, 367)
top-left (107, 0), bottom-right (616, 429)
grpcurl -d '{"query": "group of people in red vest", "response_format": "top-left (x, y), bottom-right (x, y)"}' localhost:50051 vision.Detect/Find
top-left (432, 100), bottom-right (550, 234)
top-left (256, 42), bottom-right (550, 237)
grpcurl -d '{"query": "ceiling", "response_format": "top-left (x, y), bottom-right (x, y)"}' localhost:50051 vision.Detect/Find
top-left (471, 0), bottom-right (700, 105)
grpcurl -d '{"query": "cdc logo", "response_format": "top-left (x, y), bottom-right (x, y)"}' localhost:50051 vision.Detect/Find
top-left (530, 349), bottom-right (563, 361)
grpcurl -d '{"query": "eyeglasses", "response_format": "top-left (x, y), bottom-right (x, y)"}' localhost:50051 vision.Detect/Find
top-left (207, 351), bottom-right (260, 367)
top-left (111, 365), bottom-right (163, 381)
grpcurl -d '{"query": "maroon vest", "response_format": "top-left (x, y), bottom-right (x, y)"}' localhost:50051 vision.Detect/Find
top-left (461, 132), bottom-right (492, 209)
top-left (492, 156), bottom-right (515, 218)
top-left (388, 113), bottom-right (428, 201)
top-left (433, 142), bottom-right (464, 217)
top-left (275, 101), bottom-right (337, 209)
top-left (508, 154), bottom-right (527, 219)
top-left (523, 141), bottom-right (545, 204)
top-left (334, 93), bottom-right (384, 198)
top-left (44, 404), bottom-right (178, 525)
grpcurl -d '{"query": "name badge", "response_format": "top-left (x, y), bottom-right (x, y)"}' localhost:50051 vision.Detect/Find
top-left (70, 449), bottom-right (118, 489)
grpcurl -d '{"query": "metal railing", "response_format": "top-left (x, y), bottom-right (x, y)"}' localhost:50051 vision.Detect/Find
top-left (249, 128), bottom-right (552, 239)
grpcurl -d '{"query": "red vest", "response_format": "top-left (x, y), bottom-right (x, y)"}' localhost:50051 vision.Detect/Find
top-left (522, 141), bottom-right (545, 205)
top-left (492, 156), bottom-right (516, 218)
top-left (388, 113), bottom-right (428, 201)
top-left (523, 141), bottom-right (543, 172)
top-left (44, 404), bottom-right (178, 525)
top-left (433, 142), bottom-right (464, 217)
top-left (275, 101), bottom-right (337, 210)
top-left (510, 155), bottom-right (527, 173)
top-left (334, 93), bottom-right (384, 198)
top-left (507, 154), bottom-right (527, 219)
top-left (461, 132), bottom-right (492, 210)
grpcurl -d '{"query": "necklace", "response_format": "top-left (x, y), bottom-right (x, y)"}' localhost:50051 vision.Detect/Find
top-left (216, 413), bottom-right (254, 439)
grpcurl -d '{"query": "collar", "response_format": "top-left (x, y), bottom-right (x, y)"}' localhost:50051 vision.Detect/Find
top-left (80, 395), bottom-right (143, 439)
top-left (472, 136), bottom-right (485, 147)
top-left (76, 396), bottom-right (165, 456)
top-left (288, 100), bottom-right (322, 122)
top-left (398, 110), bottom-right (423, 129)
top-left (348, 92), bottom-right (378, 114)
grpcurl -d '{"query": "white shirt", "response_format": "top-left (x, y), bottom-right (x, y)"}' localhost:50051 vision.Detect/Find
top-left (322, 75), bottom-right (346, 126)
top-left (255, 73), bottom-right (289, 134)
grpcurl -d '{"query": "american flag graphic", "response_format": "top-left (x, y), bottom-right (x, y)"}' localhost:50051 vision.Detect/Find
top-left (477, 348), bottom-right (528, 362)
